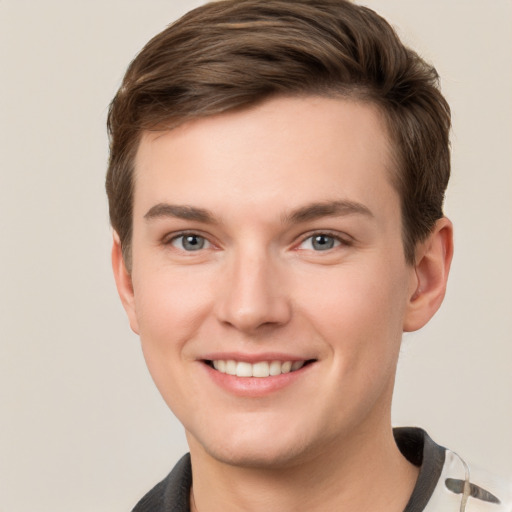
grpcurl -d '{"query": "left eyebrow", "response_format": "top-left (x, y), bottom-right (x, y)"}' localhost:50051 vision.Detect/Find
top-left (284, 200), bottom-right (374, 224)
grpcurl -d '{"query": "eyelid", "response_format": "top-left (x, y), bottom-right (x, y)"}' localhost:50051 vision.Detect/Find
top-left (295, 230), bottom-right (353, 250)
top-left (160, 229), bottom-right (352, 251)
top-left (163, 230), bottom-right (215, 249)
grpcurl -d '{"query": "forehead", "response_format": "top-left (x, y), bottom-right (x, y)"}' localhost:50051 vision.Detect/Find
top-left (133, 96), bottom-right (398, 223)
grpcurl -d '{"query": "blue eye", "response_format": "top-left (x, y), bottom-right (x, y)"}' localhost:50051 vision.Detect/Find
top-left (300, 234), bottom-right (341, 251)
top-left (171, 234), bottom-right (210, 251)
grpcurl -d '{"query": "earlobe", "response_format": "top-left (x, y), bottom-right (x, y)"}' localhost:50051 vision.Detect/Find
top-left (403, 217), bottom-right (454, 332)
top-left (111, 232), bottom-right (140, 334)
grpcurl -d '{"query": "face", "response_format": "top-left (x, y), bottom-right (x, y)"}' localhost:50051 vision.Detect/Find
top-left (117, 96), bottom-right (423, 468)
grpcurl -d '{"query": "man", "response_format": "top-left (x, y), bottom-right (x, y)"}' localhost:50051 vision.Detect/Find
top-left (106, 1), bottom-right (511, 510)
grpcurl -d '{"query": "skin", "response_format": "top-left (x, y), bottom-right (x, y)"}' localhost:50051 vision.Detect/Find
top-left (113, 96), bottom-right (453, 511)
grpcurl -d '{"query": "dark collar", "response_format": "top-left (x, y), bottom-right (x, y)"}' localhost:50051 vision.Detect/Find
top-left (131, 453), bottom-right (191, 512)
top-left (394, 427), bottom-right (446, 512)
top-left (132, 427), bottom-right (445, 512)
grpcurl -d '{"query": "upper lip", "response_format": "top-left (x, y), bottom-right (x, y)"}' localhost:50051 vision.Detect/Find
top-left (199, 352), bottom-right (316, 363)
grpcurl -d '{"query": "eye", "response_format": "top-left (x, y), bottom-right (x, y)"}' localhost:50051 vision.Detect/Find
top-left (170, 233), bottom-right (210, 251)
top-left (299, 233), bottom-right (342, 251)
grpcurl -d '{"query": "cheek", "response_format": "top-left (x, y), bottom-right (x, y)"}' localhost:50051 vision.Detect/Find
top-left (296, 262), bottom-right (409, 360)
top-left (131, 268), bottom-right (216, 417)
top-left (132, 267), bottom-right (214, 358)
top-left (304, 264), bottom-right (409, 418)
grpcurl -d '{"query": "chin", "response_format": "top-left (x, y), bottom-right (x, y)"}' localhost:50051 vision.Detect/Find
top-left (204, 438), bottom-right (309, 469)
top-left (186, 418), bottom-right (329, 470)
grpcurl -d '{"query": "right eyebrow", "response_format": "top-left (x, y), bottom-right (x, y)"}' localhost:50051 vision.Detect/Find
top-left (143, 203), bottom-right (217, 224)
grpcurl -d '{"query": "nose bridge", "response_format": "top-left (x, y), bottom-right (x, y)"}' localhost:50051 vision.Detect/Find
top-left (216, 242), bottom-right (290, 332)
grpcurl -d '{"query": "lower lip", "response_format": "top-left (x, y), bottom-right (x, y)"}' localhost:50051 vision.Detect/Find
top-left (201, 362), bottom-right (313, 397)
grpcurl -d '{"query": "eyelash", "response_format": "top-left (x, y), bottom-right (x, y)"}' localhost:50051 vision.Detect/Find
top-left (163, 230), bottom-right (352, 253)
top-left (296, 231), bottom-right (353, 252)
top-left (164, 231), bottom-right (213, 252)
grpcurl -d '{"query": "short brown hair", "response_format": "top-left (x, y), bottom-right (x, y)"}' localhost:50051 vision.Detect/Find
top-left (106, 0), bottom-right (451, 266)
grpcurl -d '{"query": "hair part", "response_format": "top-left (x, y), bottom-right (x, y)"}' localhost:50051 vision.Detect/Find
top-left (106, 0), bottom-right (451, 268)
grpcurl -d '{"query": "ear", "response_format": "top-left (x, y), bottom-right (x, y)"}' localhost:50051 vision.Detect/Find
top-left (111, 231), bottom-right (140, 334)
top-left (403, 217), bottom-right (453, 332)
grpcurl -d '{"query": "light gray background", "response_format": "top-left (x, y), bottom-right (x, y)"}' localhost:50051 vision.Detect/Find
top-left (1, 1), bottom-right (511, 511)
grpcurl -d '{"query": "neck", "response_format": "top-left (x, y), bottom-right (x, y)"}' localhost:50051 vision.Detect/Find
top-left (188, 421), bottom-right (419, 512)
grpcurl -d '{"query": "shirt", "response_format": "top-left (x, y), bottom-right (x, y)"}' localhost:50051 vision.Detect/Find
top-left (131, 427), bottom-right (512, 511)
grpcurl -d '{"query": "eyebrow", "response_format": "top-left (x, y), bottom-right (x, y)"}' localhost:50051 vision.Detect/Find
top-left (144, 203), bottom-right (216, 224)
top-left (284, 200), bottom-right (374, 223)
top-left (143, 199), bottom-right (373, 225)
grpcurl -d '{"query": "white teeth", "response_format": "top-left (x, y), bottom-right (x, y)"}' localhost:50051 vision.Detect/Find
top-left (269, 360), bottom-right (282, 376)
top-left (225, 360), bottom-right (237, 376)
top-left (252, 361), bottom-right (270, 377)
top-left (211, 359), bottom-right (307, 377)
top-left (281, 361), bottom-right (292, 373)
top-left (236, 361), bottom-right (253, 377)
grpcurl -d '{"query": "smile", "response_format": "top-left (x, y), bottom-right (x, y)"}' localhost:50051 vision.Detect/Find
top-left (207, 360), bottom-right (311, 377)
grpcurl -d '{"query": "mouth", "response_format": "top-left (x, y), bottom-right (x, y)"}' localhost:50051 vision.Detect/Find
top-left (204, 359), bottom-right (316, 378)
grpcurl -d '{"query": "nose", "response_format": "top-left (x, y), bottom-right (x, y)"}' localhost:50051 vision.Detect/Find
top-left (215, 249), bottom-right (292, 334)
